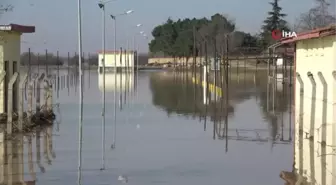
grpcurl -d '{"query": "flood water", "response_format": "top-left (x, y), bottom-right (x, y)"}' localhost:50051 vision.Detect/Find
top-left (3, 67), bottom-right (295, 185)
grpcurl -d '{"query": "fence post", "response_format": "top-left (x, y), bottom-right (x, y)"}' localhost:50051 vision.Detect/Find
top-left (48, 82), bottom-right (53, 112)
top-left (18, 74), bottom-right (28, 131)
top-left (36, 73), bottom-right (45, 113)
top-left (27, 82), bottom-right (33, 121)
top-left (7, 72), bottom-right (19, 134)
top-left (317, 71), bottom-right (328, 185)
top-left (307, 72), bottom-right (316, 139)
top-left (43, 80), bottom-right (49, 113)
top-left (43, 79), bottom-right (53, 113)
top-left (317, 72), bottom-right (327, 144)
top-left (333, 71), bottom-right (336, 80)
top-left (296, 72), bottom-right (304, 175)
top-left (296, 72), bottom-right (304, 129)
top-left (0, 71), bottom-right (6, 112)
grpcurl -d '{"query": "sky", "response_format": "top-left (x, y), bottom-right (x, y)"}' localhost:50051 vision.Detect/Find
top-left (0, 0), bottom-right (335, 56)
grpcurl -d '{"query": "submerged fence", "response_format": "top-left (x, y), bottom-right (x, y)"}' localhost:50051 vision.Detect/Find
top-left (294, 70), bottom-right (336, 185)
top-left (0, 71), bottom-right (56, 135)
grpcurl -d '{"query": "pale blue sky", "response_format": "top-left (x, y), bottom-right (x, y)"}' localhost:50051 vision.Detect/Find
top-left (1, 0), bottom-right (335, 55)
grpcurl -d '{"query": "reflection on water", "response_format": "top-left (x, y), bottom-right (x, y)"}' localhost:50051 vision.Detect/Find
top-left (98, 72), bottom-right (134, 93)
top-left (0, 125), bottom-right (57, 185)
top-left (13, 66), bottom-right (334, 184)
top-left (149, 69), bottom-right (293, 146)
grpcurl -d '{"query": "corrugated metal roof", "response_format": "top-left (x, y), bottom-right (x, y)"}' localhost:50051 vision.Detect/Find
top-left (280, 24), bottom-right (336, 44)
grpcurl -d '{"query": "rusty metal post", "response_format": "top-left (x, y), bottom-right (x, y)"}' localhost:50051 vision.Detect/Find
top-left (18, 74), bottom-right (28, 131)
top-left (307, 72), bottom-right (316, 139)
top-left (7, 72), bottom-right (19, 134)
top-left (36, 73), bottom-right (45, 113)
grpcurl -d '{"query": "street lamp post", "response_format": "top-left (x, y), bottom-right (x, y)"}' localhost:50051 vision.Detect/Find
top-left (98, 0), bottom-right (116, 170)
top-left (133, 24), bottom-right (142, 72)
top-left (110, 9), bottom-right (133, 149)
top-left (77, 0), bottom-right (83, 183)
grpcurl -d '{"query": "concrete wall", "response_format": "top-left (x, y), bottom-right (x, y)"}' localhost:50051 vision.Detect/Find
top-left (98, 52), bottom-right (135, 68)
top-left (0, 31), bottom-right (21, 113)
top-left (294, 35), bottom-right (336, 185)
top-left (98, 72), bottom-right (134, 93)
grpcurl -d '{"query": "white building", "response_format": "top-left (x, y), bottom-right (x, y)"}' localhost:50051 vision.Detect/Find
top-left (281, 25), bottom-right (336, 185)
top-left (98, 50), bottom-right (136, 72)
top-left (0, 24), bottom-right (35, 113)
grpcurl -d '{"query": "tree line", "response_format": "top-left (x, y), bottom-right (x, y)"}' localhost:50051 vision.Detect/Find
top-left (20, 52), bottom-right (99, 66)
top-left (148, 0), bottom-right (335, 57)
top-left (20, 51), bottom-right (150, 66)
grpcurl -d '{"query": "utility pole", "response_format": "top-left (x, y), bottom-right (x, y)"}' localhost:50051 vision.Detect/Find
top-left (77, 0), bottom-right (84, 183)
top-left (225, 35), bottom-right (229, 153)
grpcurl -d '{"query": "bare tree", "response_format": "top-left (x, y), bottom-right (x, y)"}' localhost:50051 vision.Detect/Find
top-left (0, 1), bottom-right (14, 16)
top-left (295, 0), bottom-right (335, 31)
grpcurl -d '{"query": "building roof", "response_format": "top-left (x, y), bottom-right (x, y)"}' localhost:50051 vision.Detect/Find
top-left (280, 24), bottom-right (335, 44)
top-left (0, 24), bottom-right (35, 33)
top-left (97, 50), bottom-right (136, 54)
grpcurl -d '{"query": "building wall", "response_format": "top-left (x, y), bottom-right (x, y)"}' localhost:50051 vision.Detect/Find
top-left (0, 31), bottom-right (21, 113)
top-left (294, 35), bottom-right (336, 185)
top-left (98, 52), bottom-right (135, 68)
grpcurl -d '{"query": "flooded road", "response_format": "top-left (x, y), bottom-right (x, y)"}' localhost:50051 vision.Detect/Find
top-left (3, 68), bottom-right (296, 185)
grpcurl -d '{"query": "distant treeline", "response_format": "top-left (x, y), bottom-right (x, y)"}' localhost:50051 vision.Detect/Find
top-left (137, 54), bottom-right (149, 65)
top-left (20, 52), bottom-right (149, 66)
top-left (20, 52), bottom-right (98, 66)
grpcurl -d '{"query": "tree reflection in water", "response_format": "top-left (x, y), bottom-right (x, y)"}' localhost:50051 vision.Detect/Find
top-left (149, 68), bottom-right (293, 145)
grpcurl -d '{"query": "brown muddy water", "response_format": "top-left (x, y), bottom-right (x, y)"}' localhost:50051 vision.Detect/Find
top-left (2, 67), bottom-right (294, 185)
